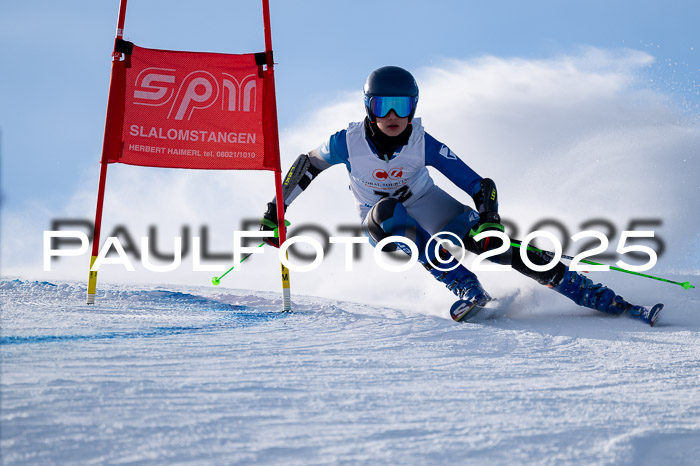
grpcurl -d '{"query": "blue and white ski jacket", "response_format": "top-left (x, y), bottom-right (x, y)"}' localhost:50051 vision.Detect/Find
top-left (308, 118), bottom-right (483, 217)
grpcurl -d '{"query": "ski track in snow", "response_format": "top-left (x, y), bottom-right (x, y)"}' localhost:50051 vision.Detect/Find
top-left (1, 278), bottom-right (699, 465)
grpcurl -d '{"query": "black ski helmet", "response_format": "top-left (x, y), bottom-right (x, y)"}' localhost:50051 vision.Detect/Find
top-left (363, 66), bottom-right (419, 122)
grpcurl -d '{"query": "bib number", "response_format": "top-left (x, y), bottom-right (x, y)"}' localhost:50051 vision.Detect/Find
top-left (374, 186), bottom-right (413, 203)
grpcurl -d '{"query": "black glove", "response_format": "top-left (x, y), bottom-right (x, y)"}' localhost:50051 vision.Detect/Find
top-left (471, 178), bottom-right (504, 253)
top-left (260, 202), bottom-right (281, 247)
top-left (260, 202), bottom-right (289, 248)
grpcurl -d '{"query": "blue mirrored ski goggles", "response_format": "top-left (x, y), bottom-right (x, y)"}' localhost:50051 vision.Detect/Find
top-left (367, 95), bottom-right (417, 118)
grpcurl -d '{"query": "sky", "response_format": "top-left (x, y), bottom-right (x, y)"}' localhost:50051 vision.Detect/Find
top-left (0, 0), bottom-right (698, 309)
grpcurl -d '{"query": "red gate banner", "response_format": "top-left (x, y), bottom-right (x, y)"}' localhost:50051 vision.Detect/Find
top-left (107, 44), bottom-right (275, 170)
top-left (88, 0), bottom-right (288, 307)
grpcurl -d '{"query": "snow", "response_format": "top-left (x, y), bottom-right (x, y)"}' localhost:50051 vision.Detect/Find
top-left (2, 278), bottom-right (699, 464)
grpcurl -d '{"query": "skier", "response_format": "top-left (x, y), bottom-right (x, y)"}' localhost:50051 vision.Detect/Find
top-left (260, 66), bottom-right (663, 326)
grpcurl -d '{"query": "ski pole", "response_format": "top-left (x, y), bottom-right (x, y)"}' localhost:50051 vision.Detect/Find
top-left (211, 242), bottom-right (264, 286)
top-left (211, 220), bottom-right (290, 286)
top-left (510, 241), bottom-right (695, 290)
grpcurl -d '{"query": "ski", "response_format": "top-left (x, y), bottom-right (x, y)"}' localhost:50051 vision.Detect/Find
top-left (449, 298), bottom-right (494, 322)
top-left (628, 303), bottom-right (664, 327)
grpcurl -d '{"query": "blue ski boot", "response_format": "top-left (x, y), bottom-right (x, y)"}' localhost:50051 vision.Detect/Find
top-left (551, 268), bottom-right (663, 326)
top-left (550, 268), bottom-right (627, 314)
top-left (424, 248), bottom-right (491, 305)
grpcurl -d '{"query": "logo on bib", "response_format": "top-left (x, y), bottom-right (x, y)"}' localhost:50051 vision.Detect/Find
top-left (373, 168), bottom-right (404, 181)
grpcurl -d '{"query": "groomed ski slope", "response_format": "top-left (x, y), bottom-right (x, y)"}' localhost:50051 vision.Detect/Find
top-left (1, 278), bottom-right (699, 464)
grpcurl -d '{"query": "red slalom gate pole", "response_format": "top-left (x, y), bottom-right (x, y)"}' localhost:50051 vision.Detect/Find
top-left (87, 0), bottom-right (129, 304)
top-left (261, 0), bottom-right (291, 311)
